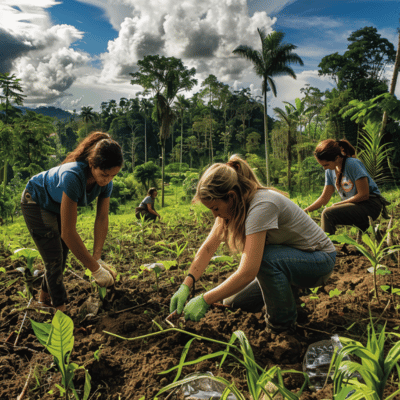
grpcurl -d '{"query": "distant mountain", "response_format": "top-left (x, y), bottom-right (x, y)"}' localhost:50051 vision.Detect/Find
top-left (18, 106), bottom-right (74, 121)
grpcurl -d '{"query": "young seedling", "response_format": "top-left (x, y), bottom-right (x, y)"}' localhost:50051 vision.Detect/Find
top-left (30, 310), bottom-right (91, 400)
top-left (210, 255), bottom-right (234, 281)
top-left (104, 327), bottom-right (309, 400)
top-left (156, 241), bottom-right (188, 270)
top-left (11, 248), bottom-right (40, 299)
top-left (85, 269), bottom-right (107, 302)
top-left (328, 315), bottom-right (400, 399)
top-left (331, 223), bottom-right (400, 304)
top-left (309, 287), bottom-right (320, 312)
top-left (140, 263), bottom-right (164, 293)
top-left (329, 288), bottom-right (342, 298)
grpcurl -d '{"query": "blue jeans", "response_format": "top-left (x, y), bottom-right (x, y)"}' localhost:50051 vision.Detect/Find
top-left (223, 245), bottom-right (336, 332)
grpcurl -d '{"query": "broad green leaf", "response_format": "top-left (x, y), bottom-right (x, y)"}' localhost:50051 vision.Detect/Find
top-left (30, 319), bottom-right (52, 346)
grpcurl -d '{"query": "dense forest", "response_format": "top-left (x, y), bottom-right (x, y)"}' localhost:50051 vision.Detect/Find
top-left (0, 26), bottom-right (400, 220)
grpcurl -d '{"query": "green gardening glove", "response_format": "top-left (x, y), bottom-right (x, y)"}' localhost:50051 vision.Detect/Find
top-left (183, 294), bottom-right (210, 322)
top-left (170, 284), bottom-right (190, 314)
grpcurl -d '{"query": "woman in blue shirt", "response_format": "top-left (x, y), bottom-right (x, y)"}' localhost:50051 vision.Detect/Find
top-left (21, 132), bottom-right (123, 312)
top-left (304, 139), bottom-right (384, 235)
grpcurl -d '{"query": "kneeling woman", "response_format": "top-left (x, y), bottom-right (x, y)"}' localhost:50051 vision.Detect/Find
top-left (21, 132), bottom-right (123, 312)
top-left (304, 139), bottom-right (386, 235)
top-left (170, 155), bottom-right (336, 334)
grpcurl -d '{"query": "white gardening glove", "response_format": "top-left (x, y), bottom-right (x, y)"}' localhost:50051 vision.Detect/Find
top-left (92, 264), bottom-right (114, 287)
top-left (97, 259), bottom-right (117, 280)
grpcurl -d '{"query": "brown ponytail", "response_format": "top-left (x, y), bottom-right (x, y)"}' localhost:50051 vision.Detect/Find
top-left (62, 131), bottom-right (123, 170)
top-left (314, 139), bottom-right (355, 191)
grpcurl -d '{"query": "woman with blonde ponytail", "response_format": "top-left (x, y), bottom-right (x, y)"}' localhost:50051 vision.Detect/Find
top-left (170, 155), bottom-right (336, 336)
top-left (21, 132), bottom-right (123, 312)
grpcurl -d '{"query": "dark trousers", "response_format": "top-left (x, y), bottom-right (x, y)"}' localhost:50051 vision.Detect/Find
top-left (321, 197), bottom-right (382, 235)
top-left (21, 190), bottom-right (69, 307)
top-left (135, 211), bottom-right (157, 221)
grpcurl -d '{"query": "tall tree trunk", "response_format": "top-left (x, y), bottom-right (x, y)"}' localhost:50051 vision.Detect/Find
top-left (180, 113), bottom-right (183, 170)
top-left (287, 128), bottom-right (291, 191)
top-left (144, 116), bottom-right (147, 163)
top-left (263, 90), bottom-right (270, 185)
top-left (161, 142), bottom-right (165, 207)
top-left (3, 160), bottom-right (7, 196)
top-left (381, 31), bottom-right (400, 135)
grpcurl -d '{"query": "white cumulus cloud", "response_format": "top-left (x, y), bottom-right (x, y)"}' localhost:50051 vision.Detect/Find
top-left (99, 0), bottom-right (276, 85)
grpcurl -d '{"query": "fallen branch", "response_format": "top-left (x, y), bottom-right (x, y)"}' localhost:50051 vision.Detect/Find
top-left (14, 298), bottom-right (33, 347)
top-left (16, 367), bottom-right (32, 400)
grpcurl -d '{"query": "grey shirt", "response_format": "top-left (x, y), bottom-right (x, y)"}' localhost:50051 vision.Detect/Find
top-left (139, 195), bottom-right (155, 211)
top-left (245, 190), bottom-right (335, 253)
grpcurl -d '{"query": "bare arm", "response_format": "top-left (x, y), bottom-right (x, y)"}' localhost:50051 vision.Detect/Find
top-left (332, 177), bottom-right (369, 206)
top-left (304, 185), bottom-right (335, 213)
top-left (93, 196), bottom-right (110, 260)
top-left (183, 217), bottom-right (224, 288)
top-left (60, 192), bottom-right (99, 272)
top-left (146, 203), bottom-right (160, 217)
top-left (203, 230), bottom-right (267, 305)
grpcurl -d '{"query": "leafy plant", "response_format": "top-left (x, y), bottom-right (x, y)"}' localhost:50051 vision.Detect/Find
top-left (104, 327), bottom-right (309, 399)
top-left (329, 319), bottom-right (400, 400)
top-left (156, 240), bottom-right (188, 270)
top-left (308, 287), bottom-right (320, 312)
top-left (30, 310), bottom-right (91, 400)
top-left (11, 247), bottom-right (40, 299)
top-left (329, 288), bottom-right (343, 298)
top-left (210, 255), bottom-right (235, 281)
top-left (84, 269), bottom-right (107, 301)
top-left (331, 225), bottom-right (400, 304)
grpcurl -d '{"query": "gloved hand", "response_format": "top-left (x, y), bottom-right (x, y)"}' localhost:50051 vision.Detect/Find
top-left (183, 294), bottom-right (210, 322)
top-left (92, 265), bottom-right (114, 287)
top-left (170, 284), bottom-right (190, 314)
top-left (97, 259), bottom-right (117, 280)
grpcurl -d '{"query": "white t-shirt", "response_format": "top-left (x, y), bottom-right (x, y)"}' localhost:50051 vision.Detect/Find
top-left (245, 189), bottom-right (335, 253)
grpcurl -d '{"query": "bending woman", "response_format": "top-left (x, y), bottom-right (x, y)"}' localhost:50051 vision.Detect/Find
top-left (304, 139), bottom-right (386, 235)
top-left (170, 155), bottom-right (336, 334)
top-left (21, 132), bottom-right (123, 312)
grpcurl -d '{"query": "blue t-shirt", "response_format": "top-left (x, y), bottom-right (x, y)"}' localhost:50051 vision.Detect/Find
top-left (26, 161), bottom-right (113, 213)
top-left (139, 196), bottom-right (155, 211)
top-left (325, 157), bottom-right (380, 200)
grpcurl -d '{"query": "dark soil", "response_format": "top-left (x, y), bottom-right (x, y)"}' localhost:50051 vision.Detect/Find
top-left (1, 215), bottom-right (400, 400)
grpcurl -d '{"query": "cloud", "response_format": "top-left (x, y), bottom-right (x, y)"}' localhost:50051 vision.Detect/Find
top-left (0, 2), bottom-right (92, 105)
top-left (99, 0), bottom-right (276, 85)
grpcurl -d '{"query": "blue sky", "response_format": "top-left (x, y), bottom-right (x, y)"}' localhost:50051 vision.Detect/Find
top-left (1, 0), bottom-right (398, 112)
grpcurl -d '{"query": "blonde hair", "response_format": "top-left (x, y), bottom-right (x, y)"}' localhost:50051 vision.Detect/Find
top-left (193, 154), bottom-right (286, 252)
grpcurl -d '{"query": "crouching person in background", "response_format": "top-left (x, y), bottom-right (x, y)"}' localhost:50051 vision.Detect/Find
top-left (135, 187), bottom-right (161, 221)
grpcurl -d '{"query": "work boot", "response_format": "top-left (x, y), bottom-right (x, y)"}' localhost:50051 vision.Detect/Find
top-left (39, 290), bottom-right (52, 307)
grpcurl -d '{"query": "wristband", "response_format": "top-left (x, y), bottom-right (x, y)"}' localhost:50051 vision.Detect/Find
top-left (187, 273), bottom-right (196, 299)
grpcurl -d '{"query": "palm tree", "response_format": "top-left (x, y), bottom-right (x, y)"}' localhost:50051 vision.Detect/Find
top-left (130, 55), bottom-right (197, 206)
top-left (139, 98), bottom-right (152, 164)
top-left (274, 99), bottom-right (315, 191)
top-left (273, 104), bottom-right (296, 191)
top-left (233, 29), bottom-right (303, 185)
top-left (0, 73), bottom-right (26, 125)
top-left (174, 95), bottom-right (189, 170)
top-left (80, 106), bottom-right (97, 135)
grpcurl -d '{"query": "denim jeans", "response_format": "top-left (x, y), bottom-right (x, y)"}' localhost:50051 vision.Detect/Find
top-left (21, 189), bottom-right (69, 307)
top-left (223, 245), bottom-right (336, 332)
